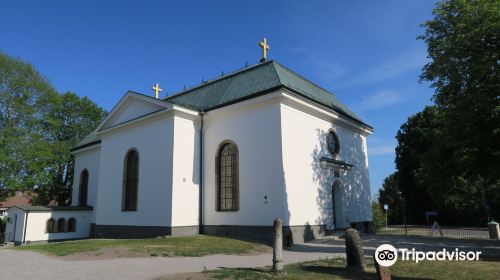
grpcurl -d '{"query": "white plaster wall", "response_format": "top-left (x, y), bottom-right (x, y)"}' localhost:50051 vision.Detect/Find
top-left (23, 211), bottom-right (92, 242)
top-left (5, 207), bottom-right (24, 242)
top-left (203, 95), bottom-right (286, 226)
top-left (71, 146), bottom-right (100, 223)
top-left (171, 116), bottom-right (199, 227)
top-left (280, 103), bottom-right (372, 229)
top-left (103, 98), bottom-right (164, 130)
top-left (95, 113), bottom-right (174, 227)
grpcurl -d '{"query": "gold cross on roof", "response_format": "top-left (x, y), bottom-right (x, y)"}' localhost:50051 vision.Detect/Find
top-left (259, 38), bottom-right (270, 62)
top-left (152, 82), bottom-right (162, 99)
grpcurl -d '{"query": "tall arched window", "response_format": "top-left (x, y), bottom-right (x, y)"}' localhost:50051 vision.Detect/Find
top-left (57, 218), bottom-right (66, 232)
top-left (67, 218), bottom-right (76, 232)
top-left (216, 142), bottom-right (239, 211)
top-left (123, 149), bottom-right (139, 211)
top-left (46, 218), bottom-right (55, 233)
top-left (78, 169), bottom-right (89, 206)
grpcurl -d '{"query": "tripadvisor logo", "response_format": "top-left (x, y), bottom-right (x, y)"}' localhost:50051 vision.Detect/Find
top-left (375, 244), bottom-right (398, 267)
top-left (374, 244), bottom-right (482, 267)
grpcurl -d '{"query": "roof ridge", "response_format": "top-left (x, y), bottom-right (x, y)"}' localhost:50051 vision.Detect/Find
top-left (272, 60), bottom-right (338, 98)
top-left (271, 61), bottom-right (285, 86)
top-left (165, 60), bottom-right (274, 101)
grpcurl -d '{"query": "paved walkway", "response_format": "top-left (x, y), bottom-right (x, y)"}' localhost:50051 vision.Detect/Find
top-left (1, 235), bottom-right (499, 280)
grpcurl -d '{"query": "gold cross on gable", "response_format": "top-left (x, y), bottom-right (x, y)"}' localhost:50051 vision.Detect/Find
top-left (152, 82), bottom-right (162, 99)
top-left (259, 38), bottom-right (270, 62)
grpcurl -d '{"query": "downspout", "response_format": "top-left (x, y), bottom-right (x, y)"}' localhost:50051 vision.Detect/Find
top-left (22, 210), bottom-right (29, 244)
top-left (199, 111), bottom-right (204, 234)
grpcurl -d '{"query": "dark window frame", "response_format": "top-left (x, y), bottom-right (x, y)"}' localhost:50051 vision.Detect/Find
top-left (122, 148), bottom-right (139, 211)
top-left (67, 217), bottom-right (76, 232)
top-left (78, 169), bottom-right (89, 206)
top-left (327, 130), bottom-right (340, 157)
top-left (46, 218), bottom-right (55, 233)
top-left (216, 141), bottom-right (239, 212)
top-left (57, 218), bottom-right (66, 233)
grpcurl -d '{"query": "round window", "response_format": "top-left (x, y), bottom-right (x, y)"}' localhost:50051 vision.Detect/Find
top-left (327, 131), bottom-right (339, 156)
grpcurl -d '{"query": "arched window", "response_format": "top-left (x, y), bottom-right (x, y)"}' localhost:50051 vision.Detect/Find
top-left (57, 218), bottom-right (66, 232)
top-left (78, 169), bottom-right (89, 206)
top-left (46, 218), bottom-right (55, 233)
top-left (67, 218), bottom-right (76, 232)
top-left (123, 149), bottom-right (139, 211)
top-left (216, 142), bottom-right (239, 211)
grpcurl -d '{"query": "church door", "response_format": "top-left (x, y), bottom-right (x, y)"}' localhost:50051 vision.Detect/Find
top-left (327, 180), bottom-right (342, 230)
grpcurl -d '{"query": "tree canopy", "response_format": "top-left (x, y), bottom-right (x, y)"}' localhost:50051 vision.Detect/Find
top-left (0, 51), bottom-right (106, 205)
top-left (379, 0), bottom-right (499, 226)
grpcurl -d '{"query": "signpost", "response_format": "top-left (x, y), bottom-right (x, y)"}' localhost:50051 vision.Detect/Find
top-left (384, 204), bottom-right (389, 229)
top-left (424, 211), bottom-right (438, 226)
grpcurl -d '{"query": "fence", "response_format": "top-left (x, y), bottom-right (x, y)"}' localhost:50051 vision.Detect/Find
top-left (377, 224), bottom-right (489, 239)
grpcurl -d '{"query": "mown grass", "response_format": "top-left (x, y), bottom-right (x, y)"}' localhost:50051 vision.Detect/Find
top-left (210, 257), bottom-right (500, 280)
top-left (14, 235), bottom-right (269, 257)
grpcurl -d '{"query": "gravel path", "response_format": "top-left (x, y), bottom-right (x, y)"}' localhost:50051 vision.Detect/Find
top-left (1, 235), bottom-right (498, 280)
top-left (0, 242), bottom-right (339, 280)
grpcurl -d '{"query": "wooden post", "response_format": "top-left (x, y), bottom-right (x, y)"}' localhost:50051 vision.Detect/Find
top-left (272, 218), bottom-right (284, 272)
top-left (374, 254), bottom-right (392, 280)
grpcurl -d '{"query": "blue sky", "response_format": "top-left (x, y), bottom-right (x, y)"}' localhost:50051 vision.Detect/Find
top-left (1, 0), bottom-right (436, 198)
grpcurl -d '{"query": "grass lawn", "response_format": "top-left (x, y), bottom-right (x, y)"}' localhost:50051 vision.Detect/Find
top-left (14, 235), bottom-right (269, 257)
top-left (209, 257), bottom-right (500, 280)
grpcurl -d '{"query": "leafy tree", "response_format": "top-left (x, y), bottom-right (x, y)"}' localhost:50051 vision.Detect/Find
top-left (381, 0), bottom-right (499, 226)
top-left (378, 172), bottom-right (405, 224)
top-left (0, 51), bottom-right (106, 205)
top-left (418, 0), bottom-right (500, 224)
top-left (394, 106), bottom-right (451, 224)
top-left (0, 51), bottom-right (58, 190)
top-left (33, 92), bottom-right (106, 205)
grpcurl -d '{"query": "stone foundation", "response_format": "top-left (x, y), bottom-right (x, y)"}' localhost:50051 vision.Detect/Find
top-left (91, 223), bottom-right (327, 243)
top-left (92, 224), bottom-right (198, 238)
top-left (203, 224), bottom-right (327, 245)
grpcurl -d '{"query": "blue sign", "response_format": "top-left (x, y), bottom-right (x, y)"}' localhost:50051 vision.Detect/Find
top-left (425, 211), bottom-right (438, 216)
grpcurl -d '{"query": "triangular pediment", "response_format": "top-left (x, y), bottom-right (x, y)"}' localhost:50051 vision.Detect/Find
top-left (97, 91), bottom-right (171, 132)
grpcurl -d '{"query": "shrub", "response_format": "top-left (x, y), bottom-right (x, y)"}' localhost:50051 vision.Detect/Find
top-left (372, 202), bottom-right (385, 231)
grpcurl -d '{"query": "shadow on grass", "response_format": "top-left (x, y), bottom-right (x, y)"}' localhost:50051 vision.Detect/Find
top-left (214, 262), bottom-right (432, 280)
top-left (300, 265), bottom-right (430, 280)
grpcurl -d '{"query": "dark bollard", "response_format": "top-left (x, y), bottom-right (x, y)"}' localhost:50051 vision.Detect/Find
top-left (345, 228), bottom-right (367, 272)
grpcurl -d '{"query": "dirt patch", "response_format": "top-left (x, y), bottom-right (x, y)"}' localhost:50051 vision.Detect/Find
top-left (154, 272), bottom-right (212, 280)
top-left (238, 246), bottom-right (272, 256)
top-left (57, 247), bottom-right (151, 261)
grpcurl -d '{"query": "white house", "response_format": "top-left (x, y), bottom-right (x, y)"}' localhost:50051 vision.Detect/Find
top-left (5, 60), bottom-right (373, 245)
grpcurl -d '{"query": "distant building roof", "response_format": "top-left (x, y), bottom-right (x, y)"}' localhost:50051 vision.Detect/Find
top-left (0, 191), bottom-right (32, 209)
top-left (9, 205), bottom-right (93, 212)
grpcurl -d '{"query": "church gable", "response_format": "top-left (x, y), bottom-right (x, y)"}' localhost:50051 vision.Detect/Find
top-left (98, 91), bottom-right (170, 132)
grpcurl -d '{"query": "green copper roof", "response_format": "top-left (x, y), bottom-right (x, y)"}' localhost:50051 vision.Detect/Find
top-left (166, 60), bottom-right (369, 127)
top-left (73, 60), bottom-right (370, 151)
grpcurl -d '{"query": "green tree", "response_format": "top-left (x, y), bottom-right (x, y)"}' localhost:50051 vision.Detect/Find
top-left (394, 106), bottom-right (452, 224)
top-left (0, 51), bottom-right (59, 190)
top-left (378, 172), bottom-right (405, 224)
top-left (33, 92), bottom-right (106, 205)
top-left (418, 0), bottom-right (500, 224)
top-left (0, 51), bottom-right (106, 205)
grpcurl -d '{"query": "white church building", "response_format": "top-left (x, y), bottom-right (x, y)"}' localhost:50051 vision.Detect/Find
top-left (6, 59), bottom-right (373, 245)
